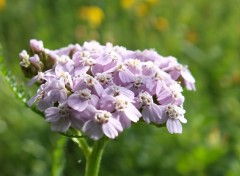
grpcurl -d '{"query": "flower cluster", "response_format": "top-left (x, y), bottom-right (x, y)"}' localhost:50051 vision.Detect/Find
top-left (20, 39), bottom-right (195, 140)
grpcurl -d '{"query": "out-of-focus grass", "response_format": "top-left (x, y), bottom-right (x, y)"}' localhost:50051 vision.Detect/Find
top-left (0, 0), bottom-right (240, 175)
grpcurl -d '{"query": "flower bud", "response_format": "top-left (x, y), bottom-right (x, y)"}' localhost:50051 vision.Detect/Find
top-left (30, 39), bottom-right (44, 53)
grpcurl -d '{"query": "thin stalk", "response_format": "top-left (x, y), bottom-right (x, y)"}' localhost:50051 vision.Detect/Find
top-left (85, 138), bottom-right (107, 176)
top-left (71, 137), bottom-right (91, 158)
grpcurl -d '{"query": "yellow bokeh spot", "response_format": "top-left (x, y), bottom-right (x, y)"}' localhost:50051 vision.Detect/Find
top-left (121, 0), bottom-right (135, 9)
top-left (135, 3), bottom-right (149, 17)
top-left (0, 0), bottom-right (6, 11)
top-left (155, 17), bottom-right (169, 31)
top-left (186, 31), bottom-right (198, 44)
top-left (145, 0), bottom-right (158, 6)
top-left (78, 6), bottom-right (104, 28)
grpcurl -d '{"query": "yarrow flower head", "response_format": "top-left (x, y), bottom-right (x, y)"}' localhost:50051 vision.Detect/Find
top-left (21, 39), bottom-right (196, 140)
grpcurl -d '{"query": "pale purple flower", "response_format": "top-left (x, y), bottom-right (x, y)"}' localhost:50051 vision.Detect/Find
top-left (72, 50), bottom-right (96, 74)
top-left (30, 39), bottom-right (44, 53)
top-left (19, 50), bottom-right (30, 67)
top-left (73, 74), bottom-right (103, 96)
top-left (45, 102), bottom-right (83, 132)
top-left (146, 68), bottom-right (173, 95)
top-left (82, 41), bottom-right (104, 56)
top-left (95, 73), bottom-right (114, 88)
top-left (55, 55), bottom-right (74, 75)
top-left (125, 59), bottom-right (142, 75)
top-left (169, 64), bottom-right (196, 91)
top-left (112, 96), bottom-right (141, 128)
top-left (101, 85), bottom-right (134, 99)
top-left (161, 56), bottom-right (196, 91)
top-left (23, 39), bottom-right (196, 140)
top-left (92, 50), bottom-right (122, 75)
top-left (52, 44), bottom-right (77, 56)
top-left (27, 72), bottom-right (45, 86)
top-left (141, 49), bottom-right (165, 65)
top-left (68, 88), bottom-right (98, 112)
top-left (157, 82), bottom-right (185, 106)
top-left (27, 79), bottom-right (68, 111)
top-left (127, 75), bottom-right (148, 95)
top-left (137, 91), bottom-right (165, 124)
top-left (99, 86), bottom-right (135, 113)
top-left (82, 108), bottom-right (123, 140)
top-left (113, 63), bottom-right (135, 84)
top-left (162, 105), bottom-right (187, 134)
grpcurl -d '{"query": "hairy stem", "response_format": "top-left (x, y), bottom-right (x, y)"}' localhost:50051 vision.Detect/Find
top-left (85, 138), bottom-right (106, 176)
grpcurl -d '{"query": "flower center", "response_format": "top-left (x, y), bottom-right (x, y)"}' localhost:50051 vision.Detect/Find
top-left (133, 77), bottom-right (143, 88)
top-left (169, 83), bottom-right (183, 99)
top-left (115, 98), bottom-right (129, 111)
top-left (108, 51), bottom-right (120, 62)
top-left (117, 64), bottom-right (126, 72)
top-left (166, 105), bottom-right (181, 119)
top-left (111, 86), bottom-right (121, 96)
top-left (82, 56), bottom-right (95, 66)
top-left (58, 55), bottom-right (71, 63)
top-left (80, 51), bottom-right (91, 58)
top-left (84, 75), bottom-right (96, 87)
top-left (94, 110), bottom-right (112, 123)
top-left (126, 59), bottom-right (141, 68)
top-left (79, 51), bottom-right (95, 66)
top-left (154, 71), bottom-right (163, 81)
top-left (139, 92), bottom-right (152, 106)
top-left (96, 73), bottom-right (112, 85)
top-left (59, 106), bottom-right (71, 118)
top-left (79, 89), bottom-right (91, 99)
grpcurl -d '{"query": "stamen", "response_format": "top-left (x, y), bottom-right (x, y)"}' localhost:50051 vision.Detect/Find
top-left (79, 89), bottom-right (91, 99)
top-left (84, 75), bottom-right (96, 87)
top-left (94, 111), bottom-right (112, 123)
top-left (133, 77), bottom-right (143, 88)
top-left (115, 98), bottom-right (129, 111)
top-left (96, 73), bottom-right (113, 85)
top-left (166, 105), bottom-right (182, 119)
top-left (139, 92), bottom-right (153, 106)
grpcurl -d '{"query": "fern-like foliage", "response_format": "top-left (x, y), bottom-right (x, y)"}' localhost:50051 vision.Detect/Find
top-left (0, 45), bottom-right (44, 117)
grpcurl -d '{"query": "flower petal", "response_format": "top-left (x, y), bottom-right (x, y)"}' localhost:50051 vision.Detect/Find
top-left (102, 122), bottom-right (118, 139)
top-left (82, 120), bottom-right (103, 140)
top-left (124, 104), bottom-right (141, 122)
top-left (166, 119), bottom-right (182, 134)
top-left (45, 107), bottom-right (61, 122)
top-left (68, 94), bottom-right (88, 112)
top-left (51, 117), bottom-right (71, 132)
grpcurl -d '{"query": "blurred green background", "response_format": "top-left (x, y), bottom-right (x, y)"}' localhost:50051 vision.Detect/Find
top-left (0, 0), bottom-right (240, 175)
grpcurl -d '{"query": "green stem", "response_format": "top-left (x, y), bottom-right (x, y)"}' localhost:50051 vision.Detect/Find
top-left (85, 138), bottom-right (107, 176)
top-left (72, 137), bottom-right (91, 157)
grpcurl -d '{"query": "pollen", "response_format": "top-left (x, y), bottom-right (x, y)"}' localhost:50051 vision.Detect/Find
top-left (139, 92), bottom-right (152, 106)
top-left (133, 77), bottom-right (143, 88)
top-left (166, 105), bottom-right (183, 119)
top-left (59, 106), bottom-right (71, 118)
top-left (84, 75), bottom-right (96, 87)
top-left (117, 64), bottom-right (126, 72)
top-left (79, 89), bottom-right (91, 99)
top-left (82, 55), bottom-right (95, 66)
top-left (108, 51), bottom-right (121, 62)
top-left (94, 111), bottom-right (112, 123)
top-left (96, 73), bottom-right (112, 85)
top-left (115, 98), bottom-right (129, 111)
